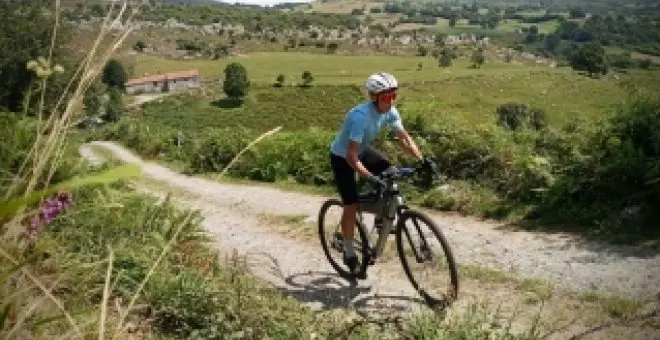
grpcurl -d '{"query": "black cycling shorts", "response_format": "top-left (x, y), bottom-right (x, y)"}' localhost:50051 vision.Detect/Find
top-left (330, 146), bottom-right (391, 205)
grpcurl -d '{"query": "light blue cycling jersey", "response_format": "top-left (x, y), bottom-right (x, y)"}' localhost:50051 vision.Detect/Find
top-left (330, 101), bottom-right (404, 158)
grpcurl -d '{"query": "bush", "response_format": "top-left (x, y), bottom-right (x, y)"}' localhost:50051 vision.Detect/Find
top-left (496, 103), bottom-right (548, 132)
top-left (537, 91), bottom-right (660, 234)
top-left (300, 70), bottom-right (314, 87)
top-left (222, 62), bottom-right (250, 100)
top-left (273, 74), bottom-right (285, 87)
top-left (102, 59), bottom-right (128, 89)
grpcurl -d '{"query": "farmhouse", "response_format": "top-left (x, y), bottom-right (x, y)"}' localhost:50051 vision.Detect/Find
top-left (124, 69), bottom-right (201, 94)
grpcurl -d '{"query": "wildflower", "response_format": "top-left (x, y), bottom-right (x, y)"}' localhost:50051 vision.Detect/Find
top-left (19, 191), bottom-right (73, 244)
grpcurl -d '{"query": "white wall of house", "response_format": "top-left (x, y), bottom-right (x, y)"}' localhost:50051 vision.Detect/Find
top-left (125, 76), bottom-right (200, 94)
top-left (166, 77), bottom-right (200, 92)
top-left (126, 80), bottom-right (166, 94)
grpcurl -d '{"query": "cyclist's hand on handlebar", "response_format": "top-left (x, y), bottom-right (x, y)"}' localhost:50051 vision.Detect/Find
top-left (420, 156), bottom-right (438, 173)
top-left (368, 173), bottom-right (387, 190)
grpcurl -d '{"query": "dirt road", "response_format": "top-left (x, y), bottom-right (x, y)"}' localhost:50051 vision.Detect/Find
top-left (78, 141), bottom-right (660, 339)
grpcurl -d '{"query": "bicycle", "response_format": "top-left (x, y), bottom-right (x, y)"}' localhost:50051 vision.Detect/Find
top-left (318, 164), bottom-right (459, 308)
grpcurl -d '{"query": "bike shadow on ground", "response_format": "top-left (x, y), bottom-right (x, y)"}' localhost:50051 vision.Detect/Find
top-left (272, 270), bottom-right (428, 313)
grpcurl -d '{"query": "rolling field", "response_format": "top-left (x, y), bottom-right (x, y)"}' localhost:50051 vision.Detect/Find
top-left (121, 52), bottom-right (659, 133)
top-left (123, 52), bottom-right (556, 85)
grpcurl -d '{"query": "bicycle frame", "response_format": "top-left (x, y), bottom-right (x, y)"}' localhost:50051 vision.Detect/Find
top-left (356, 168), bottom-right (413, 262)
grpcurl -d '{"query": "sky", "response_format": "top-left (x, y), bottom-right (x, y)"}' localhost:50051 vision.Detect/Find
top-left (213, 0), bottom-right (314, 6)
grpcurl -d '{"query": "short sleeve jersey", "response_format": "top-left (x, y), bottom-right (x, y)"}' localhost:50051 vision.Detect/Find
top-left (330, 101), bottom-right (404, 158)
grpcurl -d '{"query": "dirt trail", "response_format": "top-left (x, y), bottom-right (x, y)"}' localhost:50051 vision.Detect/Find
top-left (78, 141), bottom-right (660, 339)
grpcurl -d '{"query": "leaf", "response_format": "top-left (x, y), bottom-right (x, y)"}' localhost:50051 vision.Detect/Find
top-left (0, 165), bottom-right (142, 219)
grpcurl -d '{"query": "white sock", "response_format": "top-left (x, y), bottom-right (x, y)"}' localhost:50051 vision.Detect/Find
top-left (343, 239), bottom-right (355, 257)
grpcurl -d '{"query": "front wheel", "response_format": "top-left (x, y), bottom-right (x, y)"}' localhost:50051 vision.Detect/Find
top-left (395, 209), bottom-right (459, 308)
top-left (318, 198), bottom-right (369, 280)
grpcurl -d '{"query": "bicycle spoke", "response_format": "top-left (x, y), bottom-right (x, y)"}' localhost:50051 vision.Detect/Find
top-left (396, 210), bottom-right (459, 306)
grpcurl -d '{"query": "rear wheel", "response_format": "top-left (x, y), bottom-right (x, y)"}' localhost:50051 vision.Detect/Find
top-left (318, 198), bottom-right (369, 280)
top-left (395, 209), bottom-right (459, 308)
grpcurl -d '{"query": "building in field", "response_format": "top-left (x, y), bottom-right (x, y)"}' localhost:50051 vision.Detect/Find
top-left (124, 69), bottom-right (201, 94)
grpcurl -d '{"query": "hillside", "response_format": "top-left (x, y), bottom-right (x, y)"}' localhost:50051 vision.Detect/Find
top-left (2, 0), bottom-right (660, 338)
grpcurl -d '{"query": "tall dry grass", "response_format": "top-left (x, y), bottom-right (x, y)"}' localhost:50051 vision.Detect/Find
top-left (1, 1), bottom-right (184, 338)
top-left (0, 1), bottom-right (289, 337)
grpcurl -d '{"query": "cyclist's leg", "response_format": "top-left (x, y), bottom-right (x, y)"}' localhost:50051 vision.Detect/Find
top-left (329, 153), bottom-right (360, 270)
top-left (359, 146), bottom-right (392, 175)
top-left (358, 146), bottom-right (393, 231)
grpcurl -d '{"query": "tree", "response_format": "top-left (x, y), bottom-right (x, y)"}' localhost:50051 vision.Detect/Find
top-left (104, 87), bottom-right (123, 123)
top-left (102, 59), bottom-right (128, 89)
top-left (301, 71), bottom-right (314, 87)
top-left (327, 42), bottom-right (339, 54)
top-left (83, 81), bottom-right (106, 117)
top-left (133, 40), bottom-right (146, 52)
top-left (569, 42), bottom-right (608, 77)
top-left (439, 48), bottom-right (454, 67)
top-left (274, 74), bottom-right (285, 87)
top-left (449, 15), bottom-right (457, 27)
top-left (222, 62), bottom-right (250, 100)
top-left (417, 45), bottom-right (429, 56)
top-left (471, 48), bottom-right (485, 68)
top-left (0, 0), bottom-right (72, 113)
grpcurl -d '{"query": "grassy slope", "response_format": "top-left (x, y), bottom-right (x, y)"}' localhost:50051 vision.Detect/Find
top-left (122, 52), bottom-right (642, 132)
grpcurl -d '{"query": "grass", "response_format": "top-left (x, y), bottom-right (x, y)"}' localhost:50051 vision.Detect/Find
top-left (125, 64), bottom-right (638, 133)
top-left (121, 52), bottom-right (551, 85)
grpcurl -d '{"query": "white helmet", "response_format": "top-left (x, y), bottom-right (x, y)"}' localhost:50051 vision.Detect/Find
top-left (365, 72), bottom-right (398, 94)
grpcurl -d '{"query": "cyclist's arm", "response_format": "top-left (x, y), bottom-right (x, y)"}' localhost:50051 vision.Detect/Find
top-left (388, 109), bottom-right (423, 161)
top-left (346, 116), bottom-right (374, 178)
top-left (346, 141), bottom-right (373, 178)
top-left (395, 129), bottom-right (423, 161)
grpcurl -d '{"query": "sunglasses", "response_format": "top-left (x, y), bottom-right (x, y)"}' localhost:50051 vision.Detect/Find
top-left (378, 91), bottom-right (397, 103)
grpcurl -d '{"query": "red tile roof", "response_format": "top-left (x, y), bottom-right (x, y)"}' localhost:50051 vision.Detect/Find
top-left (125, 69), bottom-right (200, 86)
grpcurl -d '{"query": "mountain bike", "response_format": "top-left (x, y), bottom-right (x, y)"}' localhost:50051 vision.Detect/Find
top-left (318, 165), bottom-right (459, 308)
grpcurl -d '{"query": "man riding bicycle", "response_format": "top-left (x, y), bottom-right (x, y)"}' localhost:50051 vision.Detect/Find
top-left (328, 72), bottom-right (435, 278)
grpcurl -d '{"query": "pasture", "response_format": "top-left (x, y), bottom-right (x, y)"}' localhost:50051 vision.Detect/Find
top-left (121, 52), bottom-right (657, 133)
top-left (124, 52), bottom-right (555, 85)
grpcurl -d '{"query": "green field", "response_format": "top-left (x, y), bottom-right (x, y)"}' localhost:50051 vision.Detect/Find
top-left (123, 52), bottom-right (648, 131)
top-left (109, 50), bottom-right (660, 236)
top-left (126, 52), bottom-right (555, 84)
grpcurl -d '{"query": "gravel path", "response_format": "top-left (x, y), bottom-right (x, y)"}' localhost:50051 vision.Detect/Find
top-left (80, 141), bottom-right (660, 302)
top-left (77, 141), bottom-right (660, 339)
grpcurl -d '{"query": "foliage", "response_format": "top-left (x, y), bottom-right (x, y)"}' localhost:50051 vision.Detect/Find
top-left (102, 59), bottom-right (128, 89)
top-left (438, 48), bottom-right (454, 67)
top-left (83, 80), bottom-right (107, 117)
top-left (132, 2), bottom-right (362, 31)
top-left (470, 48), bottom-right (485, 68)
top-left (274, 74), bottom-right (285, 87)
top-left (301, 70), bottom-right (314, 87)
top-left (0, 0), bottom-right (75, 113)
top-left (536, 90), bottom-right (660, 237)
top-left (496, 103), bottom-right (548, 131)
top-left (104, 87), bottom-right (123, 122)
top-left (570, 42), bottom-right (608, 77)
top-left (222, 62), bottom-right (250, 100)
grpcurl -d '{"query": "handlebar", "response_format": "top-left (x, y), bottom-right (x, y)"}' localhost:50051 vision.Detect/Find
top-left (378, 167), bottom-right (417, 181)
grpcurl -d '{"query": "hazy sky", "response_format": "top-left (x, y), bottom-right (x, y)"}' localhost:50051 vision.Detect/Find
top-left (213, 0), bottom-right (313, 6)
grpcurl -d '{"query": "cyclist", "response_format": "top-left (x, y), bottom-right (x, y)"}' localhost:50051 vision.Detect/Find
top-left (328, 72), bottom-right (434, 278)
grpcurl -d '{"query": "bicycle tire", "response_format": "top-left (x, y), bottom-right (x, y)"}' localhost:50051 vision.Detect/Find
top-left (318, 198), bottom-right (370, 280)
top-left (395, 209), bottom-right (459, 307)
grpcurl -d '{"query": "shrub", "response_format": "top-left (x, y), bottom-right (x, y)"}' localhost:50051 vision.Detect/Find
top-left (222, 62), bottom-right (250, 100)
top-left (496, 102), bottom-right (547, 131)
